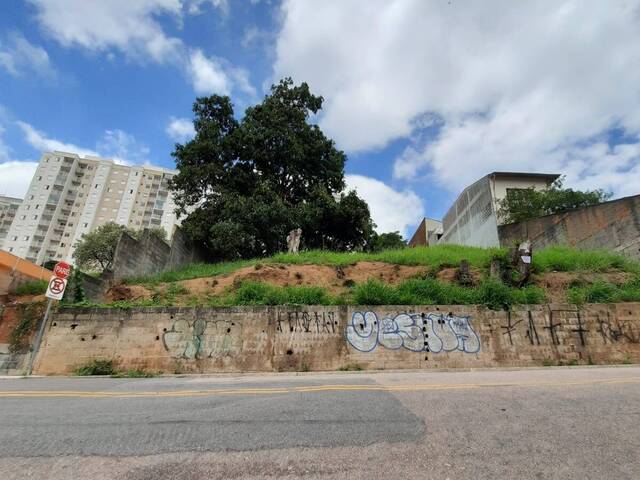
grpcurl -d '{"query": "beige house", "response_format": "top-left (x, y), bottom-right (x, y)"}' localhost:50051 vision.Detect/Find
top-left (2, 151), bottom-right (181, 265)
top-left (439, 172), bottom-right (560, 248)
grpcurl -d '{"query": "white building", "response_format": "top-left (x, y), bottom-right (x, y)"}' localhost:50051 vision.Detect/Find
top-left (0, 195), bottom-right (22, 246)
top-left (439, 172), bottom-right (560, 248)
top-left (2, 151), bottom-right (182, 265)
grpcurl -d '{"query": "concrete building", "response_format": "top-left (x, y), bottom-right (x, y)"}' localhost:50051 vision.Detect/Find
top-left (408, 217), bottom-right (442, 247)
top-left (1, 151), bottom-right (181, 265)
top-left (0, 196), bottom-right (22, 246)
top-left (439, 172), bottom-right (560, 248)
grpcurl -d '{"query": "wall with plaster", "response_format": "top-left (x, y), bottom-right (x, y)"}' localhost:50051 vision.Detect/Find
top-left (34, 303), bottom-right (640, 374)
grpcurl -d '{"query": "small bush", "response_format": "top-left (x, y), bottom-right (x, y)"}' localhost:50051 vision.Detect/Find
top-left (8, 302), bottom-right (44, 353)
top-left (338, 363), bottom-right (363, 371)
top-left (542, 358), bottom-right (555, 367)
top-left (74, 359), bottom-right (115, 376)
top-left (353, 279), bottom-right (399, 305)
top-left (11, 280), bottom-right (48, 296)
top-left (534, 246), bottom-right (635, 273)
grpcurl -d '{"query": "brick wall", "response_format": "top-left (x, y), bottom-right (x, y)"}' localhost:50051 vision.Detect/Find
top-left (498, 194), bottom-right (640, 259)
top-left (34, 303), bottom-right (640, 374)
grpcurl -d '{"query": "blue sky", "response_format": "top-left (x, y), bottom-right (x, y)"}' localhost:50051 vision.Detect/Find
top-left (1, 1), bottom-right (639, 238)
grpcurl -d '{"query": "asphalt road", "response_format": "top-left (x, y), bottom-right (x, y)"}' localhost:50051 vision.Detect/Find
top-left (0, 366), bottom-right (639, 479)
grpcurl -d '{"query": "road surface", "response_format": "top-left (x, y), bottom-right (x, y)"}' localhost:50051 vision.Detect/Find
top-left (0, 366), bottom-right (639, 479)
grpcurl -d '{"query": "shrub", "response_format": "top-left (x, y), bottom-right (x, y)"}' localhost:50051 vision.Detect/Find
top-left (338, 363), bottom-right (363, 371)
top-left (74, 359), bottom-right (115, 376)
top-left (11, 280), bottom-right (48, 296)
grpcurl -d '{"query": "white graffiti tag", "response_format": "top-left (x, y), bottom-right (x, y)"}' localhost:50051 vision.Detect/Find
top-left (346, 311), bottom-right (480, 354)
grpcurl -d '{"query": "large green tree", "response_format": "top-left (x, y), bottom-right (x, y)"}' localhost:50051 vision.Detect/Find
top-left (498, 176), bottom-right (611, 224)
top-left (170, 78), bottom-right (375, 260)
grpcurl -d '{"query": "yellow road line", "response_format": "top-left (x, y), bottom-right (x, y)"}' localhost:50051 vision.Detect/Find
top-left (0, 377), bottom-right (638, 398)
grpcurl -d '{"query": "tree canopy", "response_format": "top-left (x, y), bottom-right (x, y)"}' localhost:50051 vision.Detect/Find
top-left (370, 231), bottom-right (407, 252)
top-left (498, 176), bottom-right (611, 224)
top-left (170, 78), bottom-right (375, 260)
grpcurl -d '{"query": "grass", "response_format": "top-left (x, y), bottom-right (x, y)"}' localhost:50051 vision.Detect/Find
top-left (123, 245), bottom-right (640, 288)
top-left (352, 278), bottom-right (545, 310)
top-left (74, 359), bottom-right (115, 376)
top-left (567, 277), bottom-right (640, 305)
top-left (533, 246), bottom-right (638, 273)
top-left (124, 245), bottom-right (506, 285)
top-left (11, 279), bottom-right (48, 296)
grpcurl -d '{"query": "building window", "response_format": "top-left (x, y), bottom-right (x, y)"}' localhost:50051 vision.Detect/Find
top-left (24, 236), bottom-right (29, 241)
top-left (35, 205), bottom-right (39, 210)
top-left (45, 185), bottom-right (50, 190)
top-left (83, 223), bottom-right (88, 227)
top-left (12, 236), bottom-right (17, 241)
top-left (29, 195), bottom-right (34, 200)
top-left (20, 215), bottom-right (26, 220)
top-left (8, 247), bottom-right (13, 252)
top-left (33, 215), bottom-right (38, 220)
top-left (60, 243), bottom-right (65, 247)
top-left (95, 184), bottom-right (99, 189)
top-left (38, 176), bottom-right (42, 181)
top-left (129, 189), bottom-right (134, 194)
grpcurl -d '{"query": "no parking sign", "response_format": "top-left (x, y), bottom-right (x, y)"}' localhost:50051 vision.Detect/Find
top-left (45, 261), bottom-right (70, 300)
top-left (45, 276), bottom-right (67, 300)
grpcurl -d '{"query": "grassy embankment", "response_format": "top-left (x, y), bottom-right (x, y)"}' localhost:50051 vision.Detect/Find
top-left (60, 245), bottom-right (640, 310)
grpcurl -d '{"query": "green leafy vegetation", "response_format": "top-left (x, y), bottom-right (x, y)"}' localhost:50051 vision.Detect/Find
top-left (498, 176), bottom-right (611, 224)
top-left (352, 278), bottom-right (545, 310)
top-left (337, 363), bottom-right (363, 371)
top-left (533, 246), bottom-right (636, 273)
top-left (11, 280), bottom-right (47, 296)
top-left (171, 78), bottom-right (376, 260)
top-left (8, 302), bottom-right (45, 354)
top-left (567, 278), bottom-right (640, 305)
top-left (74, 359), bottom-right (116, 376)
top-left (125, 245), bottom-right (506, 285)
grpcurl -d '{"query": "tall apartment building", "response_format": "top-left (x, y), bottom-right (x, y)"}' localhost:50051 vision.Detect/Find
top-left (2, 151), bottom-right (181, 265)
top-left (439, 172), bottom-right (559, 248)
top-left (0, 195), bottom-right (22, 246)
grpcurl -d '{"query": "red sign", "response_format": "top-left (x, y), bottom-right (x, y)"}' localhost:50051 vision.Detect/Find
top-left (53, 261), bottom-right (71, 279)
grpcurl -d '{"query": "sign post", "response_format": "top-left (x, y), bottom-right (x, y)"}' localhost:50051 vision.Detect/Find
top-left (27, 261), bottom-right (70, 375)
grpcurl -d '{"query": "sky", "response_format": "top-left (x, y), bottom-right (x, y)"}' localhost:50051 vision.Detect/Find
top-left (1, 0), bottom-right (639, 239)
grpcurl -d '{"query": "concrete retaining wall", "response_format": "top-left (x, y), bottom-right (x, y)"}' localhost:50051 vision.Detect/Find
top-left (498, 194), bottom-right (640, 259)
top-left (35, 303), bottom-right (640, 374)
top-left (110, 227), bottom-right (205, 283)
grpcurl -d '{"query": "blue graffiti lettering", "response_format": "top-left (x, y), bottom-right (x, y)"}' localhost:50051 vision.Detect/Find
top-left (346, 311), bottom-right (480, 354)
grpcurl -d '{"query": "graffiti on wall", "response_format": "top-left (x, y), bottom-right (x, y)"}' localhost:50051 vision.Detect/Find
top-left (163, 318), bottom-right (243, 359)
top-left (345, 311), bottom-right (480, 354)
top-left (275, 310), bottom-right (339, 334)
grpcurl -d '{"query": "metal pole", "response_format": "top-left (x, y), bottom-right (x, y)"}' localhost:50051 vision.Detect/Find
top-left (27, 298), bottom-right (53, 376)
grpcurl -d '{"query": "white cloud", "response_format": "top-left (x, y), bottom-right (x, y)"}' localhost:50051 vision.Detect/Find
top-left (28, 0), bottom-right (255, 97)
top-left (186, 0), bottom-right (228, 15)
top-left (345, 174), bottom-right (424, 236)
top-left (187, 49), bottom-right (231, 95)
top-left (96, 129), bottom-right (150, 164)
top-left (166, 117), bottom-right (196, 142)
top-left (275, 1), bottom-right (640, 197)
top-left (0, 126), bottom-right (37, 198)
top-left (28, 0), bottom-right (184, 63)
top-left (17, 121), bottom-right (151, 166)
top-left (17, 121), bottom-right (98, 158)
top-left (0, 161), bottom-right (38, 198)
top-left (0, 32), bottom-right (54, 77)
